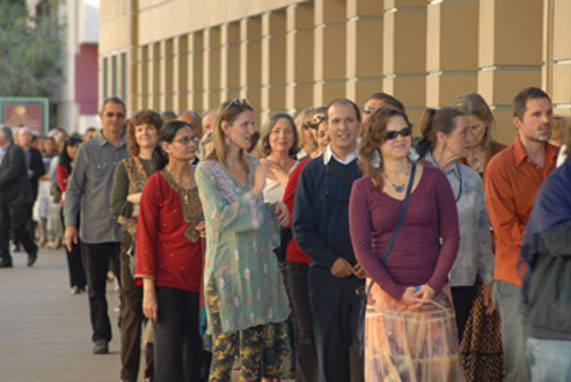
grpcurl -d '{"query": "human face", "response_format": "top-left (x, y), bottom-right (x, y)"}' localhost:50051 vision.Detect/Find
top-left (202, 113), bottom-right (216, 133)
top-left (67, 143), bottom-right (80, 161)
top-left (269, 118), bottom-right (294, 155)
top-left (99, 102), bottom-right (126, 136)
top-left (134, 123), bottom-right (159, 150)
top-left (362, 99), bottom-right (387, 122)
top-left (43, 139), bottom-right (57, 154)
top-left (179, 112), bottom-right (203, 139)
top-left (465, 115), bottom-right (488, 148)
top-left (327, 102), bottom-right (361, 155)
top-left (315, 115), bottom-right (330, 153)
top-left (19, 128), bottom-right (32, 148)
top-left (163, 127), bottom-right (199, 162)
top-left (222, 110), bottom-right (255, 151)
top-left (440, 115), bottom-right (469, 158)
top-left (514, 97), bottom-right (553, 143)
top-left (379, 116), bottom-right (412, 161)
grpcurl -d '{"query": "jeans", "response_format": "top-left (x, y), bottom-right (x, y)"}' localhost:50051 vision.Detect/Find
top-left (493, 280), bottom-right (530, 382)
top-left (527, 337), bottom-right (571, 382)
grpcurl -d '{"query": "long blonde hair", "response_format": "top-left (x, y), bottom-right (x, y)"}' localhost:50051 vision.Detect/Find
top-left (208, 98), bottom-right (254, 172)
top-left (454, 93), bottom-right (495, 153)
top-left (358, 107), bottom-right (412, 193)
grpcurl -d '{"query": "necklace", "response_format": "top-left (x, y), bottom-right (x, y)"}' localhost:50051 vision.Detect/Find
top-left (383, 165), bottom-right (410, 192)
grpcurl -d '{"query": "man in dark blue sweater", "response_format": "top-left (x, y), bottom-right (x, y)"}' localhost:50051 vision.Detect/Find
top-left (293, 98), bottom-right (365, 382)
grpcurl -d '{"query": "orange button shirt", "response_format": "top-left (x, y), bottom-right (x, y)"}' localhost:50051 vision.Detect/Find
top-left (483, 135), bottom-right (558, 286)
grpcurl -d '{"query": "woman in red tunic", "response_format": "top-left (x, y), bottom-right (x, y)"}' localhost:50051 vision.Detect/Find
top-left (135, 120), bottom-right (204, 382)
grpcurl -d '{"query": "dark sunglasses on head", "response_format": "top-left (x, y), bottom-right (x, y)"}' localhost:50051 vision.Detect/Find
top-left (384, 127), bottom-right (412, 140)
top-left (221, 98), bottom-right (249, 115)
top-left (308, 115), bottom-right (326, 130)
top-left (362, 107), bottom-right (375, 114)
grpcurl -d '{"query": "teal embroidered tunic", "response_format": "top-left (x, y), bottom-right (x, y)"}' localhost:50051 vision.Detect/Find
top-left (195, 155), bottom-right (291, 333)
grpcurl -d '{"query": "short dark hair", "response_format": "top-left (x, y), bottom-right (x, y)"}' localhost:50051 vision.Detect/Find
top-left (367, 92), bottom-right (405, 112)
top-left (326, 98), bottom-right (361, 122)
top-left (513, 87), bottom-right (551, 119)
top-left (101, 96), bottom-right (126, 113)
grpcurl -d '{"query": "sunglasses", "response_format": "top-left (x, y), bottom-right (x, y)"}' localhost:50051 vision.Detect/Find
top-left (308, 115), bottom-right (326, 130)
top-left (384, 127), bottom-right (412, 140)
top-left (105, 112), bottom-right (126, 118)
top-left (221, 98), bottom-right (249, 115)
top-left (173, 136), bottom-right (200, 145)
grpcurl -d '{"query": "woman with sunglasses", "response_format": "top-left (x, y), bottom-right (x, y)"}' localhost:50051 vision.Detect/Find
top-left (294, 107), bottom-right (318, 159)
top-left (349, 107), bottom-right (463, 381)
top-left (195, 99), bottom-right (290, 381)
top-left (135, 120), bottom-right (204, 382)
top-left (416, 107), bottom-right (494, 347)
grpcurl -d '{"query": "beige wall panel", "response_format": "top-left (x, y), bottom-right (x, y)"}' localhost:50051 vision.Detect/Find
top-left (425, 74), bottom-right (477, 108)
top-left (151, 43), bottom-right (161, 110)
top-left (240, 17), bottom-right (262, 90)
top-left (440, 2), bottom-right (478, 72)
top-left (478, 0), bottom-right (495, 67)
top-left (426, 2), bottom-right (440, 72)
top-left (286, 28), bottom-right (313, 83)
top-left (552, 0), bottom-right (571, 60)
top-left (347, 79), bottom-right (384, 108)
top-left (286, 84), bottom-right (314, 113)
top-left (552, 64), bottom-right (571, 106)
top-left (203, 28), bottom-right (222, 111)
top-left (382, 76), bottom-right (425, 125)
top-left (187, 32), bottom-right (204, 112)
top-left (315, 0), bottom-right (346, 25)
top-left (384, 0), bottom-right (426, 8)
top-left (313, 82), bottom-right (346, 107)
top-left (141, 45), bottom-right (149, 109)
top-left (492, 109), bottom-right (517, 145)
top-left (262, 11), bottom-right (287, 115)
top-left (221, 23), bottom-right (241, 101)
top-left (478, 69), bottom-right (541, 106)
top-left (175, 36), bottom-right (188, 112)
top-left (127, 47), bottom-right (138, 113)
top-left (346, 18), bottom-right (382, 79)
top-left (160, 39), bottom-right (174, 111)
top-left (347, 0), bottom-right (381, 15)
top-left (391, 10), bottom-right (426, 74)
top-left (99, 0), bottom-right (132, 53)
top-left (314, 24), bottom-right (346, 81)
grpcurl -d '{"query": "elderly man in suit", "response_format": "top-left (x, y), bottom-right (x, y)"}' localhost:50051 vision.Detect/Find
top-left (0, 126), bottom-right (38, 268)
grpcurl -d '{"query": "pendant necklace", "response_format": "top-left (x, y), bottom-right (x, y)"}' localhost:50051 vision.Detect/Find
top-left (383, 165), bottom-right (410, 193)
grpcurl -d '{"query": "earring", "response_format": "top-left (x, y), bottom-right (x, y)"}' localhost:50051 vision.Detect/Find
top-left (225, 137), bottom-right (230, 146)
top-left (371, 149), bottom-right (382, 169)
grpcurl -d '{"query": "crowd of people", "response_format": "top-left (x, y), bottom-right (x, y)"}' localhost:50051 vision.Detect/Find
top-left (0, 86), bottom-right (569, 382)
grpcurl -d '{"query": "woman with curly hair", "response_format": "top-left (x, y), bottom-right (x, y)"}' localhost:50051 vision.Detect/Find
top-left (348, 107), bottom-right (463, 381)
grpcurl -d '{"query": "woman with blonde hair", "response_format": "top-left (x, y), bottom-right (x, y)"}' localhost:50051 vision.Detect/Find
top-left (294, 107), bottom-right (317, 159)
top-left (195, 99), bottom-right (291, 381)
top-left (349, 107), bottom-right (463, 381)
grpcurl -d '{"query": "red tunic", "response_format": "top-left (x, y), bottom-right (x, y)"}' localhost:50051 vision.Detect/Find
top-left (283, 158), bottom-right (311, 264)
top-left (135, 171), bottom-right (203, 292)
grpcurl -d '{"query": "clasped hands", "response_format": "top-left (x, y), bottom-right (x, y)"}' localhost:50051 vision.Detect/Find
top-left (330, 257), bottom-right (366, 279)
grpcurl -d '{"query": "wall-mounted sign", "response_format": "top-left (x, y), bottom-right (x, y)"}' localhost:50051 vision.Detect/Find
top-left (0, 97), bottom-right (49, 136)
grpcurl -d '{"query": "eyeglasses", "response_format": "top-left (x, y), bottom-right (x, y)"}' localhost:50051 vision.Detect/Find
top-left (173, 136), bottom-right (199, 145)
top-left (221, 98), bottom-right (249, 115)
top-left (105, 112), bottom-right (126, 118)
top-left (384, 127), bottom-right (412, 140)
top-left (308, 115), bottom-right (326, 130)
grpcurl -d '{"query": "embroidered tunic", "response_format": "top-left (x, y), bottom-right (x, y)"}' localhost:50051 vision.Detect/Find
top-left (135, 170), bottom-right (203, 292)
top-left (195, 155), bottom-right (291, 333)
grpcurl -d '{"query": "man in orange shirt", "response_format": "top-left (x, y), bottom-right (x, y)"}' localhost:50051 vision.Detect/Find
top-left (484, 87), bottom-right (559, 382)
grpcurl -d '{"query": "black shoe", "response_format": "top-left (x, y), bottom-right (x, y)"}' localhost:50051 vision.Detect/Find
top-left (27, 247), bottom-right (38, 267)
top-left (0, 259), bottom-right (13, 268)
top-left (92, 340), bottom-right (109, 354)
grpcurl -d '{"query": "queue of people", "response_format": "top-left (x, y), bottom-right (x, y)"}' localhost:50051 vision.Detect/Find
top-left (1, 86), bottom-right (569, 382)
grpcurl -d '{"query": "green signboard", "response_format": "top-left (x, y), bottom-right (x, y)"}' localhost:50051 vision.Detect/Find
top-left (0, 97), bottom-right (49, 136)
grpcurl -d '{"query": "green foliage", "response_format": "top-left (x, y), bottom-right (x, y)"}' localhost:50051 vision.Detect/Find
top-left (0, 0), bottom-right (64, 98)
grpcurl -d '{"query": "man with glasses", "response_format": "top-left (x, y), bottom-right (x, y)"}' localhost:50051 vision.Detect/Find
top-left (362, 92), bottom-right (405, 123)
top-left (293, 98), bottom-right (365, 382)
top-left (64, 96), bottom-right (129, 355)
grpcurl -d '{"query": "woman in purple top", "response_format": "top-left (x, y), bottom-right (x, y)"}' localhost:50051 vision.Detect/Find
top-left (348, 107), bottom-right (464, 381)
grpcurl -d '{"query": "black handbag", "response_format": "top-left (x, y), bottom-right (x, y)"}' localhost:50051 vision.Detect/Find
top-left (357, 162), bottom-right (416, 354)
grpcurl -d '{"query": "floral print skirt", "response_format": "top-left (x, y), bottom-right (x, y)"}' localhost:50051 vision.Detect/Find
top-left (364, 279), bottom-right (465, 382)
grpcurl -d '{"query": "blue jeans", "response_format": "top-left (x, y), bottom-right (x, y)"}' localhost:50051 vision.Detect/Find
top-left (527, 337), bottom-right (571, 382)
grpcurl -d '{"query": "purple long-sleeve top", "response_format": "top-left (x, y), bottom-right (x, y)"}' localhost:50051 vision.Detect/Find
top-left (349, 166), bottom-right (460, 300)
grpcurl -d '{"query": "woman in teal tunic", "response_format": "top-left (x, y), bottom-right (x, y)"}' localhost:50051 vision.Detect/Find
top-left (195, 98), bottom-right (291, 382)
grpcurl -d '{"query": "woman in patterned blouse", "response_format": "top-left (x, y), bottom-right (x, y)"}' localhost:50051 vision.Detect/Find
top-left (195, 99), bottom-right (291, 382)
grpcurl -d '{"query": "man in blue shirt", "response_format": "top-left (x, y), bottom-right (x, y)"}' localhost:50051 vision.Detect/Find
top-left (293, 98), bottom-right (365, 382)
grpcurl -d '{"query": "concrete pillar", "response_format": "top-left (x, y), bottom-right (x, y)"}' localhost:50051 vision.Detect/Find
top-left (174, 35), bottom-right (188, 113)
top-left (160, 38), bottom-right (174, 112)
top-left (313, 0), bottom-right (347, 106)
top-left (261, 10), bottom-right (287, 122)
top-left (150, 42), bottom-right (161, 111)
top-left (426, 0), bottom-right (478, 108)
top-left (140, 45), bottom-right (149, 110)
top-left (478, 0), bottom-right (543, 143)
top-left (383, 0), bottom-right (427, 127)
top-left (547, 0), bottom-right (571, 117)
top-left (127, 46), bottom-right (138, 113)
top-left (203, 27), bottom-right (222, 112)
top-left (221, 22), bottom-right (241, 102)
top-left (286, 3), bottom-right (314, 115)
top-left (346, 0), bottom-right (383, 107)
top-left (187, 32), bottom-right (204, 113)
top-left (239, 16), bottom-right (262, 118)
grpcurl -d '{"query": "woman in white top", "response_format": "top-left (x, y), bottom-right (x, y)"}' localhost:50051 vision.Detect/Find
top-left (258, 111), bottom-right (300, 382)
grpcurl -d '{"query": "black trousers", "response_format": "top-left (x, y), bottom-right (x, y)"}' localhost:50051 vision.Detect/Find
top-left (60, 210), bottom-right (86, 288)
top-left (119, 232), bottom-right (153, 381)
top-left (451, 284), bottom-right (478, 342)
top-left (153, 286), bottom-right (202, 382)
top-left (308, 266), bottom-right (364, 382)
top-left (286, 261), bottom-right (319, 382)
top-left (0, 203), bottom-right (36, 265)
top-left (81, 241), bottom-right (121, 343)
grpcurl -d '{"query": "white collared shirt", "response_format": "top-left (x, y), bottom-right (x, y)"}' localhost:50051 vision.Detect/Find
top-left (322, 144), bottom-right (359, 166)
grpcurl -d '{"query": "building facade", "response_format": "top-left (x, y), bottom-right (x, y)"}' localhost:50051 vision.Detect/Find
top-left (99, 0), bottom-right (571, 143)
